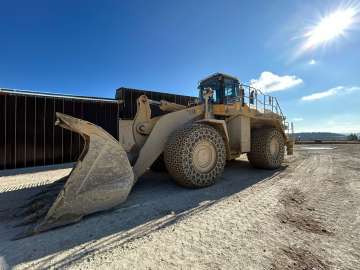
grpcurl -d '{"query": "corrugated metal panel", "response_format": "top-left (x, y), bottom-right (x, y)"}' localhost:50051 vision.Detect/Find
top-left (0, 90), bottom-right (120, 170)
top-left (1, 87), bottom-right (195, 170)
top-left (116, 87), bottom-right (197, 119)
top-left (0, 88), bottom-right (118, 103)
top-left (0, 94), bottom-right (5, 169)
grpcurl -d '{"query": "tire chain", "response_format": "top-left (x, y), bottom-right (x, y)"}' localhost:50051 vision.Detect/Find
top-left (247, 128), bottom-right (285, 169)
top-left (164, 124), bottom-right (226, 188)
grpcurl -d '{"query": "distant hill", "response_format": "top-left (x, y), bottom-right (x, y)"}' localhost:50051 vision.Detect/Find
top-left (294, 132), bottom-right (348, 141)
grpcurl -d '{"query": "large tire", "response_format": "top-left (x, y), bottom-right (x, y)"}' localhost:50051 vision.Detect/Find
top-left (150, 154), bottom-right (167, 172)
top-left (164, 124), bottom-right (226, 188)
top-left (247, 128), bottom-right (285, 169)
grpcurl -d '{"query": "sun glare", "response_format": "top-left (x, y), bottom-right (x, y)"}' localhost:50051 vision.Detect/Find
top-left (303, 7), bottom-right (358, 50)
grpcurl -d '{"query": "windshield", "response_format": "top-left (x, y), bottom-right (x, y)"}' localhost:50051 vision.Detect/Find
top-left (199, 77), bottom-right (240, 104)
top-left (198, 79), bottom-right (222, 104)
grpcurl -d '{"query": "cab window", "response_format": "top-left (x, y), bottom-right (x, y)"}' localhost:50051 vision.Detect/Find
top-left (199, 80), bottom-right (222, 104)
top-left (224, 79), bottom-right (239, 103)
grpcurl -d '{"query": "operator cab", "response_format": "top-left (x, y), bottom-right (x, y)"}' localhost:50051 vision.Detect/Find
top-left (198, 73), bottom-right (241, 104)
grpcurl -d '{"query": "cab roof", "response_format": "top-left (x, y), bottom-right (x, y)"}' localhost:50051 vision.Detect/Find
top-left (199, 73), bottom-right (240, 85)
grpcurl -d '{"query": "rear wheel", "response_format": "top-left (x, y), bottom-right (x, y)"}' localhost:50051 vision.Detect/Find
top-left (247, 128), bottom-right (285, 169)
top-left (164, 124), bottom-right (226, 188)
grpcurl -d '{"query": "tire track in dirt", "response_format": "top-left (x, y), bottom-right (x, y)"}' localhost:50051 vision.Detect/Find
top-left (276, 154), bottom-right (334, 233)
top-left (272, 148), bottom-right (360, 270)
top-left (277, 188), bottom-right (333, 235)
top-left (271, 246), bottom-right (330, 270)
top-left (58, 153), bottom-right (304, 269)
top-left (271, 152), bottom-right (334, 269)
top-left (1, 146), bottom-right (360, 269)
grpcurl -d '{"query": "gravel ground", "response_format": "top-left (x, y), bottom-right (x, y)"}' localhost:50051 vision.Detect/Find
top-left (0, 145), bottom-right (359, 270)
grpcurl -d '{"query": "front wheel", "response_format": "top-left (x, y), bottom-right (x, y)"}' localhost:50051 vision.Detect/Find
top-left (164, 124), bottom-right (226, 188)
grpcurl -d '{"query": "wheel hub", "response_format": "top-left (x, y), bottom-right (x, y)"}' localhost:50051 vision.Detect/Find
top-left (192, 141), bottom-right (217, 173)
top-left (270, 137), bottom-right (280, 157)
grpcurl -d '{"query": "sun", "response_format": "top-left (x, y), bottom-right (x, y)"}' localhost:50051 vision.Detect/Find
top-left (303, 7), bottom-right (358, 50)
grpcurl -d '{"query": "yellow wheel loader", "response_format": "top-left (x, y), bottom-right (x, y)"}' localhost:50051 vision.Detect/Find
top-left (15, 73), bottom-right (294, 238)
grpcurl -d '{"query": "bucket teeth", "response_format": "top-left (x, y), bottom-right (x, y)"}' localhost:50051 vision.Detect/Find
top-left (14, 205), bottom-right (49, 227)
top-left (14, 196), bottom-right (55, 218)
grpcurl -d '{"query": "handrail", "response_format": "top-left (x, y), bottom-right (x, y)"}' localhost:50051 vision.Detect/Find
top-left (215, 82), bottom-right (290, 135)
top-left (239, 84), bottom-right (288, 127)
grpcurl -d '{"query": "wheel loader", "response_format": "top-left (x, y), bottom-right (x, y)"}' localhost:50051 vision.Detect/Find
top-left (15, 73), bottom-right (294, 238)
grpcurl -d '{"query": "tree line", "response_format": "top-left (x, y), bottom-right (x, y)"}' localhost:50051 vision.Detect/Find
top-left (347, 133), bottom-right (359, 141)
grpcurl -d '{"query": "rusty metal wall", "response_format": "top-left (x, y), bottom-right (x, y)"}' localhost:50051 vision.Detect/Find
top-left (0, 90), bottom-right (120, 170)
top-left (116, 87), bottom-right (197, 119)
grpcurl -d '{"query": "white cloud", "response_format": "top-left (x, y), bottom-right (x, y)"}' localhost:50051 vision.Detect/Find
top-left (293, 117), bottom-right (304, 122)
top-left (309, 59), bottom-right (316, 65)
top-left (301, 87), bottom-right (340, 101)
top-left (301, 86), bottom-right (360, 101)
top-left (250, 71), bottom-right (303, 93)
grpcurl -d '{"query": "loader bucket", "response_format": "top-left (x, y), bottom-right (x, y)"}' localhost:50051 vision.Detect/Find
top-left (17, 113), bottom-right (134, 237)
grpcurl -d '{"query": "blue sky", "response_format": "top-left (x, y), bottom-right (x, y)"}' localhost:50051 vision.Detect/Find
top-left (1, 0), bottom-right (360, 133)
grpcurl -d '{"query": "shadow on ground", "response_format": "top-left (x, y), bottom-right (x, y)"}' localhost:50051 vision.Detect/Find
top-left (0, 163), bottom-right (73, 178)
top-left (0, 159), bottom-right (284, 269)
